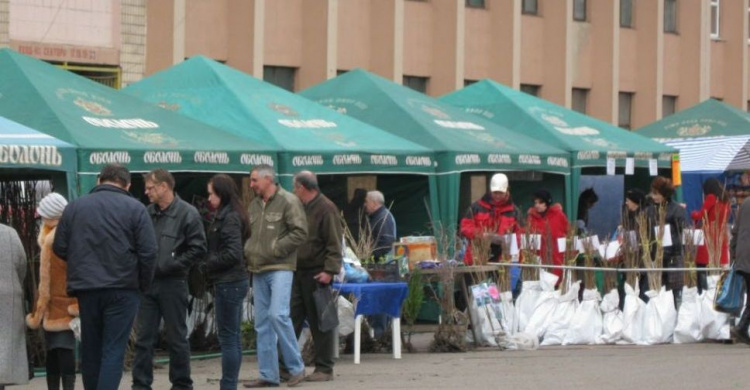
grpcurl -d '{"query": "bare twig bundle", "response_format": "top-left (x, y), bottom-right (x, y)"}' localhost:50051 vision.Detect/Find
top-left (342, 211), bottom-right (375, 262)
top-left (620, 212), bottom-right (640, 287)
top-left (581, 235), bottom-right (598, 289)
top-left (637, 211), bottom-right (659, 291)
top-left (601, 238), bottom-right (619, 292)
top-left (682, 221), bottom-right (698, 288)
top-left (703, 212), bottom-right (728, 272)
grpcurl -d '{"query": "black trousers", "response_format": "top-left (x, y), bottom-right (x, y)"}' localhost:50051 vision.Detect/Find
top-left (289, 269), bottom-right (336, 374)
top-left (132, 278), bottom-right (192, 390)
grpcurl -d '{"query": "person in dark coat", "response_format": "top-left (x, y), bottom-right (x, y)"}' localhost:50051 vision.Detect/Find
top-left (205, 174), bottom-right (250, 390)
top-left (132, 169), bottom-right (207, 390)
top-left (647, 176), bottom-right (686, 308)
top-left (53, 164), bottom-right (157, 390)
top-left (730, 196), bottom-right (750, 344)
top-left (364, 190), bottom-right (396, 262)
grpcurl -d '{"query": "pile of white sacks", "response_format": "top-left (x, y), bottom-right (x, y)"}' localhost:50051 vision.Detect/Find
top-left (468, 270), bottom-right (732, 347)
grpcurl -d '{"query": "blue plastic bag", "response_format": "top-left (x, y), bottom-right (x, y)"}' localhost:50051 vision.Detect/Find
top-left (714, 267), bottom-right (746, 316)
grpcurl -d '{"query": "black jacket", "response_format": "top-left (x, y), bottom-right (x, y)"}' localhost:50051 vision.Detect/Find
top-left (148, 195), bottom-right (207, 279)
top-left (53, 184), bottom-right (157, 295)
top-left (206, 205), bottom-right (248, 285)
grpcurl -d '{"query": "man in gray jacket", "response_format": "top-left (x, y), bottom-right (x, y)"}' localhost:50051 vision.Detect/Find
top-left (730, 196), bottom-right (750, 344)
top-left (242, 164), bottom-right (308, 388)
top-left (132, 169), bottom-right (207, 390)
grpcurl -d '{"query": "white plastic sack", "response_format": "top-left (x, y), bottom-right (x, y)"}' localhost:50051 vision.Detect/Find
top-left (524, 291), bottom-right (561, 340)
top-left (541, 282), bottom-right (581, 346)
top-left (621, 283), bottom-right (646, 344)
top-left (499, 291), bottom-right (516, 335)
top-left (597, 289), bottom-right (624, 344)
top-left (674, 286), bottom-right (703, 344)
top-left (498, 331), bottom-right (539, 351)
top-left (337, 296), bottom-right (356, 336)
top-left (468, 299), bottom-right (503, 347)
top-left (641, 287), bottom-right (677, 345)
top-left (700, 275), bottom-right (731, 340)
top-left (514, 281), bottom-right (542, 333)
top-left (563, 288), bottom-right (603, 345)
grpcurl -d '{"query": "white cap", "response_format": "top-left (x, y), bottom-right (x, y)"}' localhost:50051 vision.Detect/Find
top-left (38, 192), bottom-right (68, 220)
top-left (490, 173), bottom-right (508, 193)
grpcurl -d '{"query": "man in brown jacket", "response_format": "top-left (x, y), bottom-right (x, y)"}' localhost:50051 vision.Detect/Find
top-left (286, 170), bottom-right (342, 382)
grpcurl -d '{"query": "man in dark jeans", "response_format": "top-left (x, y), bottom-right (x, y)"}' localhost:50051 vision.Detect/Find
top-left (53, 164), bottom-right (157, 390)
top-left (132, 169), bottom-right (207, 390)
top-left (285, 171), bottom-right (342, 382)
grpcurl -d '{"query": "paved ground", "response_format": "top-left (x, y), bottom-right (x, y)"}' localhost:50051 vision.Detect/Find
top-left (21, 333), bottom-right (750, 389)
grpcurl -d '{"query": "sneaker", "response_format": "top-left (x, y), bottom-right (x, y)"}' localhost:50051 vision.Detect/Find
top-left (305, 371), bottom-right (333, 382)
top-left (286, 372), bottom-right (305, 387)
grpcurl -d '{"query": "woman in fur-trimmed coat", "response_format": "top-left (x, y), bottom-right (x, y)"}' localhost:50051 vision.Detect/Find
top-left (26, 193), bottom-right (78, 390)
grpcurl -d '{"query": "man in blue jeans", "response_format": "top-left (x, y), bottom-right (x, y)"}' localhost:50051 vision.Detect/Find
top-left (53, 164), bottom-right (157, 390)
top-left (243, 164), bottom-right (308, 388)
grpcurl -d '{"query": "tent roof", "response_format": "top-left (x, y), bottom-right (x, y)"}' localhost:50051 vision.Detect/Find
top-left (636, 99), bottom-right (750, 140)
top-left (124, 56), bottom-right (435, 175)
top-left (0, 116), bottom-right (76, 172)
top-left (299, 69), bottom-right (570, 174)
top-left (662, 135), bottom-right (750, 172)
top-left (441, 79), bottom-right (675, 168)
top-left (0, 49), bottom-right (273, 175)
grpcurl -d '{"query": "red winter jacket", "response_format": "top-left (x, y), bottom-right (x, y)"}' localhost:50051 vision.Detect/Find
top-left (460, 193), bottom-right (520, 265)
top-left (526, 203), bottom-right (569, 280)
top-left (691, 194), bottom-right (729, 266)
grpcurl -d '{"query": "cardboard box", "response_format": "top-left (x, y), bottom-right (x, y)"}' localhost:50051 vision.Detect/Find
top-left (394, 238), bottom-right (437, 270)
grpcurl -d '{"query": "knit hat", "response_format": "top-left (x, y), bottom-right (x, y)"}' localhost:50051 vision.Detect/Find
top-left (38, 193), bottom-right (68, 220)
top-left (625, 188), bottom-right (646, 206)
top-left (532, 189), bottom-right (553, 206)
top-left (490, 173), bottom-right (509, 192)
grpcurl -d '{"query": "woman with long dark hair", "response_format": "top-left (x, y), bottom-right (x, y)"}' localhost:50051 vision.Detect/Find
top-left (206, 174), bottom-right (250, 390)
top-left (648, 177), bottom-right (686, 308)
top-left (691, 178), bottom-right (730, 294)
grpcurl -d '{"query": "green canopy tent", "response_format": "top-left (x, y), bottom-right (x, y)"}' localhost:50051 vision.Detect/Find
top-left (300, 69), bottom-right (571, 232)
top-left (0, 116), bottom-right (77, 198)
top-left (636, 99), bottom-right (750, 212)
top-left (0, 49), bottom-right (275, 193)
top-left (441, 79), bottom-right (676, 220)
top-left (124, 56), bottom-right (438, 235)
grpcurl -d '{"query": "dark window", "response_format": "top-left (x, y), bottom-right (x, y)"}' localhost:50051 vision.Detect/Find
top-left (710, 0), bottom-right (720, 38)
top-left (403, 75), bottom-right (429, 93)
top-left (465, 0), bottom-right (485, 8)
top-left (464, 79), bottom-right (478, 87)
top-left (337, 69), bottom-right (348, 76)
top-left (620, 0), bottom-right (633, 27)
top-left (662, 95), bottom-right (677, 118)
top-left (522, 0), bottom-right (538, 15)
top-left (263, 66), bottom-right (296, 92)
top-left (664, 0), bottom-right (678, 33)
top-left (573, 0), bottom-right (587, 21)
top-left (520, 84), bottom-right (541, 97)
top-left (572, 88), bottom-right (589, 114)
top-left (619, 92), bottom-right (634, 129)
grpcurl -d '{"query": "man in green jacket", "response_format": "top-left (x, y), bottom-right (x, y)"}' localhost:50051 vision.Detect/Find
top-left (243, 164), bottom-right (308, 388)
top-left (285, 170), bottom-right (342, 382)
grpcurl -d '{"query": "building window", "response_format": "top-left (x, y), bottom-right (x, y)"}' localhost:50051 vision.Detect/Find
top-left (522, 0), bottom-right (538, 15)
top-left (337, 70), bottom-right (348, 76)
top-left (619, 92), bottom-right (634, 130)
top-left (54, 62), bottom-right (122, 89)
top-left (711, 0), bottom-right (720, 38)
top-left (573, 0), bottom-right (587, 21)
top-left (403, 75), bottom-right (429, 93)
top-left (662, 95), bottom-right (677, 117)
top-left (464, 79), bottom-right (478, 87)
top-left (620, 0), bottom-right (633, 27)
top-left (664, 0), bottom-right (678, 33)
top-left (520, 84), bottom-right (541, 97)
top-left (465, 0), bottom-right (485, 8)
top-left (264, 66), bottom-right (296, 92)
top-left (572, 88), bottom-right (589, 114)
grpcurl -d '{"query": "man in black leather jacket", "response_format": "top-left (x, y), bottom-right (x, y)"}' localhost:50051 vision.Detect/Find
top-left (132, 169), bottom-right (207, 390)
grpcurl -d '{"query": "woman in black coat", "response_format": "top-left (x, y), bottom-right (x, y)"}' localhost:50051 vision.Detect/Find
top-left (206, 174), bottom-right (250, 390)
top-left (647, 177), bottom-right (686, 309)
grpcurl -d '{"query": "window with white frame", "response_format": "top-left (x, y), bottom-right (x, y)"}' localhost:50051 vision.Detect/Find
top-left (711, 0), bottom-right (720, 39)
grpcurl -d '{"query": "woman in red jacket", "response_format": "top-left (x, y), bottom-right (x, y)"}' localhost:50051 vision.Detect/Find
top-left (691, 178), bottom-right (730, 294)
top-left (527, 189), bottom-right (569, 284)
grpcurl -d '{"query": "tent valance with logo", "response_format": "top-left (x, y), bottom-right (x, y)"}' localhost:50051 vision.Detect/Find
top-left (300, 69), bottom-right (571, 231)
top-left (636, 99), bottom-right (750, 211)
top-left (123, 56), bottom-right (435, 179)
top-left (0, 49), bottom-right (275, 193)
top-left (0, 116), bottom-right (77, 198)
top-left (441, 79), bottom-right (676, 217)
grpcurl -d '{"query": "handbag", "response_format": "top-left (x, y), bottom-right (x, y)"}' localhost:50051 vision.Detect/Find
top-left (313, 284), bottom-right (340, 333)
top-left (714, 266), bottom-right (746, 316)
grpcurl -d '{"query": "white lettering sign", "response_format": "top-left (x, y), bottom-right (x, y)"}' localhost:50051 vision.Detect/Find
top-left (371, 155), bottom-right (399, 166)
top-left (332, 154), bottom-right (362, 165)
top-left (518, 155), bottom-right (542, 165)
top-left (577, 151), bottom-right (600, 161)
top-left (194, 152), bottom-right (229, 165)
top-left (240, 154), bottom-right (274, 166)
top-left (547, 156), bottom-right (569, 168)
top-left (292, 155), bottom-right (325, 166)
top-left (89, 151), bottom-right (131, 165)
top-left (0, 145), bottom-right (62, 166)
top-left (455, 154), bottom-right (481, 165)
top-left (277, 119), bottom-right (337, 129)
top-left (82, 116), bottom-right (159, 129)
top-left (405, 156), bottom-right (432, 167)
top-left (433, 120), bottom-right (485, 130)
top-left (488, 154), bottom-right (512, 164)
top-left (143, 151), bottom-right (182, 164)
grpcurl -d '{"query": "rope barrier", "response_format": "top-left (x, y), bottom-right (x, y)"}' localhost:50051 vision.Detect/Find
top-left (492, 262), bottom-right (726, 273)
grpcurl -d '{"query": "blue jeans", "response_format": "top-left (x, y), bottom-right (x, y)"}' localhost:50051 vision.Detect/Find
top-left (253, 270), bottom-right (304, 384)
top-left (215, 278), bottom-right (249, 390)
top-left (76, 288), bottom-right (140, 390)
